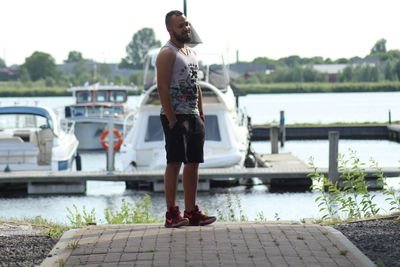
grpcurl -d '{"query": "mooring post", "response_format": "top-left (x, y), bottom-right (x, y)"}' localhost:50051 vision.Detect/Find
top-left (328, 131), bottom-right (340, 183)
top-left (106, 119), bottom-right (115, 172)
top-left (280, 110), bottom-right (286, 147)
top-left (389, 109), bottom-right (392, 124)
top-left (270, 124), bottom-right (279, 154)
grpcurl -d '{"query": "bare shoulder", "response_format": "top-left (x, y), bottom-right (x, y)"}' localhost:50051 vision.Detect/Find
top-left (188, 47), bottom-right (197, 56)
top-left (156, 47), bottom-right (176, 67)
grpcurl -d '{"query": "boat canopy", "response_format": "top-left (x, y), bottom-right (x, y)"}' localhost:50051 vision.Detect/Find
top-left (0, 106), bottom-right (52, 119)
top-left (0, 106), bottom-right (60, 133)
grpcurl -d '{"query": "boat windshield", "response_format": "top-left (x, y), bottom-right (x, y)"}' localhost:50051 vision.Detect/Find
top-left (144, 115), bottom-right (221, 142)
top-left (110, 91), bottom-right (127, 102)
top-left (70, 106), bottom-right (123, 117)
top-left (145, 116), bottom-right (164, 142)
top-left (76, 90), bottom-right (127, 103)
top-left (96, 91), bottom-right (107, 102)
top-left (0, 114), bottom-right (49, 130)
top-left (77, 91), bottom-right (92, 103)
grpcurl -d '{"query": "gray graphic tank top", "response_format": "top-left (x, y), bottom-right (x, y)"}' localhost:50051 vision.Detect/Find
top-left (160, 41), bottom-right (199, 115)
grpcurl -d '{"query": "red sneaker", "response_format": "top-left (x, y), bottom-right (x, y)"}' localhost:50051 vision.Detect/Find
top-left (165, 206), bottom-right (189, 228)
top-left (184, 205), bottom-right (216, 226)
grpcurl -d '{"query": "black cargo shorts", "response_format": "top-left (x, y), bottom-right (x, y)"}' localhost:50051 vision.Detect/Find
top-left (160, 114), bottom-right (205, 164)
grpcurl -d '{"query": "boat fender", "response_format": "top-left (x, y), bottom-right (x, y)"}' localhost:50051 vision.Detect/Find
top-left (100, 128), bottom-right (123, 150)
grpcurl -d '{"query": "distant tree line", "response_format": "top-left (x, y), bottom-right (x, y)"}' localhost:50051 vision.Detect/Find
top-left (2, 34), bottom-right (400, 87)
top-left (0, 28), bottom-right (160, 88)
top-left (234, 39), bottom-right (400, 84)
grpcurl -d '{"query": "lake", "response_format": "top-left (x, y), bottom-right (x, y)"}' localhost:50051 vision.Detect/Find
top-left (0, 91), bottom-right (399, 224)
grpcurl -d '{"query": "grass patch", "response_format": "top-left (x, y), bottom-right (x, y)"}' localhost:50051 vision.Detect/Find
top-left (0, 216), bottom-right (69, 238)
top-left (67, 240), bottom-right (80, 249)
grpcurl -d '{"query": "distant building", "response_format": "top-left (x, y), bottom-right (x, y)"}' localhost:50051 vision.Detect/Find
top-left (311, 64), bottom-right (347, 82)
top-left (312, 58), bottom-right (382, 82)
top-left (57, 62), bottom-right (138, 78)
top-left (210, 62), bottom-right (274, 80)
top-left (351, 57), bottom-right (383, 67)
top-left (228, 63), bottom-right (274, 75)
top-left (0, 67), bottom-right (21, 81)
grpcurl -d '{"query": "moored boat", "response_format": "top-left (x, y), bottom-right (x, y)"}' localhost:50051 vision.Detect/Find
top-left (0, 105), bottom-right (79, 171)
top-left (64, 84), bottom-right (137, 150)
top-left (119, 50), bottom-right (253, 190)
top-left (0, 105), bottom-right (81, 194)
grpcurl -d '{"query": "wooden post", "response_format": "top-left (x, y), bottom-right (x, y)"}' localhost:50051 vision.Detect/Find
top-left (389, 109), bottom-right (392, 124)
top-left (106, 120), bottom-right (115, 172)
top-left (328, 131), bottom-right (339, 183)
top-left (280, 110), bottom-right (286, 147)
top-left (270, 125), bottom-right (279, 154)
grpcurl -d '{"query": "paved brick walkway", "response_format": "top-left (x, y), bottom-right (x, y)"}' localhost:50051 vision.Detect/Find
top-left (41, 222), bottom-right (375, 267)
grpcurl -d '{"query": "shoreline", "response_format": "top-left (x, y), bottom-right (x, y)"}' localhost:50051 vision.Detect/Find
top-left (2, 81), bottom-right (400, 97)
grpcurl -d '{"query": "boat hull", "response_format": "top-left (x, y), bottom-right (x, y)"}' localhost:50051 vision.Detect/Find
top-left (74, 120), bottom-right (124, 150)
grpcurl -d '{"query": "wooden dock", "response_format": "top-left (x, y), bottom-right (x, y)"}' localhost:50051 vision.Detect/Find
top-left (252, 124), bottom-right (390, 140)
top-left (0, 154), bottom-right (399, 194)
top-left (388, 124), bottom-right (400, 142)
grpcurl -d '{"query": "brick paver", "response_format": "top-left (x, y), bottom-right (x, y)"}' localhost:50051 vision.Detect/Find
top-left (41, 222), bottom-right (376, 267)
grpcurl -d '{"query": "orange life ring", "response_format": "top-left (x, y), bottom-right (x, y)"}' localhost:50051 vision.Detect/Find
top-left (100, 128), bottom-right (123, 150)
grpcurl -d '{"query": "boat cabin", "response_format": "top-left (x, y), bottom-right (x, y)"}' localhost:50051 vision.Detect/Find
top-left (65, 85), bottom-right (136, 119)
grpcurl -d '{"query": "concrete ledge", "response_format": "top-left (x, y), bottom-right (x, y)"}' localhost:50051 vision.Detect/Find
top-left (325, 226), bottom-right (377, 267)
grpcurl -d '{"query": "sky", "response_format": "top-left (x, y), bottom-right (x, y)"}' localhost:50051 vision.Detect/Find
top-left (1, 0), bottom-right (400, 66)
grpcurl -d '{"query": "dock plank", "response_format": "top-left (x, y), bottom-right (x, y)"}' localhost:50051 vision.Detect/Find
top-left (0, 152), bottom-right (398, 184)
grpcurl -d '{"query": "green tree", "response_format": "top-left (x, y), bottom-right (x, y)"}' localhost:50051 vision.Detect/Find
top-left (252, 56), bottom-right (278, 67)
top-left (98, 64), bottom-right (112, 79)
top-left (72, 61), bottom-right (90, 85)
top-left (340, 65), bottom-right (353, 82)
top-left (65, 51), bottom-right (84, 63)
top-left (22, 51), bottom-right (58, 81)
top-left (0, 57), bottom-right (6, 68)
top-left (278, 55), bottom-right (301, 68)
top-left (384, 61), bottom-right (397, 81)
top-left (370, 38), bottom-right (387, 54)
top-left (121, 28), bottom-right (161, 69)
top-left (334, 58), bottom-right (350, 64)
top-left (395, 60), bottom-right (400, 80)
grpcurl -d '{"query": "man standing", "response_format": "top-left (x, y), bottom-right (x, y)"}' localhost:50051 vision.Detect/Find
top-left (156, 10), bottom-right (216, 228)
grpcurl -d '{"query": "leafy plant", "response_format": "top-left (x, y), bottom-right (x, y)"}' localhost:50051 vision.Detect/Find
top-left (67, 240), bottom-right (80, 249)
top-left (66, 204), bottom-right (97, 227)
top-left (216, 192), bottom-right (248, 222)
top-left (255, 211), bottom-right (267, 221)
top-left (309, 157), bottom-right (341, 221)
top-left (104, 195), bottom-right (160, 224)
top-left (372, 159), bottom-right (400, 213)
top-left (309, 150), bottom-right (384, 221)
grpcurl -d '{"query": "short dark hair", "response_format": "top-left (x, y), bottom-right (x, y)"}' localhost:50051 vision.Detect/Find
top-left (165, 10), bottom-right (183, 26)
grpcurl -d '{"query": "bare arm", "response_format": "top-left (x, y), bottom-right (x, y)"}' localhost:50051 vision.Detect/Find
top-left (156, 48), bottom-right (176, 128)
top-left (197, 85), bottom-right (204, 120)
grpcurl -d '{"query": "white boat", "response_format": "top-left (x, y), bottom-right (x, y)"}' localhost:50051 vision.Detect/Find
top-left (0, 105), bottom-right (79, 173)
top-left (65, 84), bottom-right (137, 150)
top-left (120, 50), bottom-right (253, 181)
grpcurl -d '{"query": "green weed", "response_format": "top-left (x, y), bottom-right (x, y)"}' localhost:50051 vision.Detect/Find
top-left (309, 150), bottom-right (392, 221)
top-left (66, 205), bottom-right (97, 227)
top-left (216, 192), bottom-right (248, 222)
top-left (104, 195), bottom-right (160, 224)
top-left (67, 240), bottom-right (80, 249)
